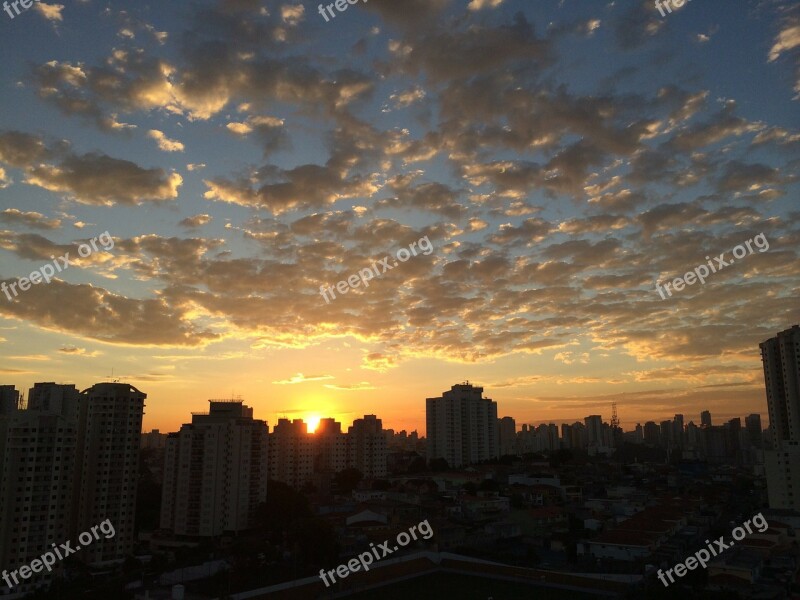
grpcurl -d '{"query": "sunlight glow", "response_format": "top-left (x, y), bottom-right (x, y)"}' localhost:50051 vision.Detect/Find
top-left (306, 415), bottom-right (321, 433)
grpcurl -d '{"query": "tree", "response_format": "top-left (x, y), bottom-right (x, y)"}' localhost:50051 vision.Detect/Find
top-left (407, 456), bottom-right (427, 473)
top-left (333, 468), bottom-right (363, 494)
top-left (429, 457), bottom-right (449, 472)
top-left (549, 448), bottom-right (573, 468)
top-left (478, 478), bottom-right (500, 492)
top-left (255, 480), bottom-right (312, 531)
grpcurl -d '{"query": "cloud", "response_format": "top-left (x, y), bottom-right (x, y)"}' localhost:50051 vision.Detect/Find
top-left (280, 4), bottom-right (305, 25)
top-left (769, 14), bottom-right (800, 61)
top-left (0, 279), bottom-right (218, 347)
top-left (58, 345), bottom-right (100, 357)
top-left (0, 209), bottom-right (62, 230)
top-left (768, 11), bottom-right (800, 98)
top-left (225, 116), bottom-right (287, 156)
top-left (147, 129), bottom-right (185, 153)
top-left (0, 131), bottom-right (49, 167)
top-left (27, 152), bottom-right (183, 206)
top-left (468, 0), bottom-right (504, 11)
top-left (204, 164), bottom-right (378, 214)
top-left (324, 382), bottom-right (376, 391)
top-left (179, 214), bottom-right (212, 228)
top-left (272, 373), bottom-right (335, 385)
top-left (34, 2), bottom-right (64, 21)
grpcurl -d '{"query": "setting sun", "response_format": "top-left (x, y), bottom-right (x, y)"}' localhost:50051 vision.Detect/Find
top-left (306, 415), bottom-right (321, 433)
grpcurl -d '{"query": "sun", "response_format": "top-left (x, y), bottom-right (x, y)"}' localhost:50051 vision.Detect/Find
top-left (306, 415), bottom-right (321, 433)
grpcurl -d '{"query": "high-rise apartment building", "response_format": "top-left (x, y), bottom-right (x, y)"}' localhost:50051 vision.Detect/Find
top-left (161, 401), bottom-right (268, 537)
top-left (0, 384), bottom-right (80, 593)
top-left (0, 385), bottom-right (19, 414)
top-left (314, 418), bottom-right (348, 473)
top-left (745, 414), bottom-right (763, 449)
top-left (643, 421), bottom-right (660, 446)
top-left (348, 415), bottom-right (387, 478)
top-left (672, 414), bottom-right (685, 448)
top-left (269, 418), bottom-right (315, 488)
top-left (76, 383), bottom-right (145, 563)
top-left (761, 325), bottom-right (800, 510)
top-left (498, 416), bottom-right (516, 456)
top-left (584, 415), bottom-right (603, 447)
top-left (700, 410), bottom-right (712, 428)
top-left (141, 429), bottom-right (168, 449)
top-left (426, 383), bottom-right (498, 468)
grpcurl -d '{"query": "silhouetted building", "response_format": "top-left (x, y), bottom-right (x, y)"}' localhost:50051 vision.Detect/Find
top-left (761, 325), bottom-right (800, 510)
top-left (0, 384), bottom-right (80, 592)
top-left (643, 421), bottom-right (660, 446)
top-left (348, 415), bottom-right (387, 478)
top-left (141, 428), bottom-right (167, 449)
top-left (0, 385), bottom-right (19, 414)
top-left (314, 418), bottom-right (348, 473)
top-left (161, 400), bottom-right (268, 537)
top-left (498, 416), bottom-right (516, 456)
top-left (270, 418), bottom-right (315, 488)
top-left (745, 414), bottom-right (762, 449)
top-left (427, 383), bottom-right (498, 467)
top-left (77, 383), bottom-right (146, 563)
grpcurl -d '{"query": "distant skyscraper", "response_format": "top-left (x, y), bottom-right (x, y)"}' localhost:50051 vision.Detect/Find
top-left (161, 400), bottom-right (268, 537)
top-left (141, 428), bottom-right (167, 449)
top-left (348, 415), bottom-right (388, 478)
top-left (76, 383), bottom-right (145, 563)
top-left (745, 414), bottom-right (763, 449)
top-left (498, 416), bottom-right (516, 456)
top-left (584, 415), bottom-right (603, 447)
top-left (672, 414), bottom-right (685, 448)
top-left (643, 421), bottom-right (660, 446)
top-left (761, 325), bottom-right (800, 510)
top-left (700, 410), bottom-right (712, 428)
top-left (426, 383), bottom-right (498, 468)
top-left (659, 420), bottom-right (672, 448)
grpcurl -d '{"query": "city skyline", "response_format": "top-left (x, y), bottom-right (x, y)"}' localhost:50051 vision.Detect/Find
top-left (0, 377), bottom-right (775, 437)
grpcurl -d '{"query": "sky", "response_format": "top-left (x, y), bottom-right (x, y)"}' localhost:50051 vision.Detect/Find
top-left (0, 0), bottom-right (798, 435)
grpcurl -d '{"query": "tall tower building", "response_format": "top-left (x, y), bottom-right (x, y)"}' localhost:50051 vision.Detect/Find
top-left (761, 325), bottom-right (800, 510)
top-left (314, 418), bottom-right (348, 473)
top-left (426, 383), bottom-right (498, 468)
top-left (700, 410), bottom-right (712, 428)
top-left (498, 416), bottom-right (516, 456)
top-left (269, 418), bottom-right (315, 488)
top-left (348, 415), bottom-right (387, 478)
top-left (673, 414), bottom-right (685, 448)
top-left (0, 385), bottom-right (19, 414)
top-left (161, 401), bottom-right (268, 537)
top-left (745, 414), bottom-right (763, 449)
top-left (584, 415), bottom-right (604, 447)
top-left (76, 383), bottom-right (145, 563)
top-left (0, 384), bottom-right (80, 593)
